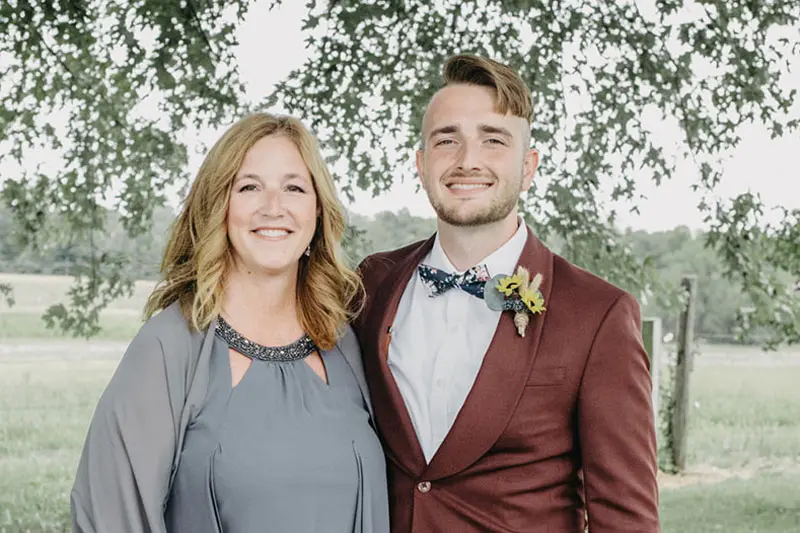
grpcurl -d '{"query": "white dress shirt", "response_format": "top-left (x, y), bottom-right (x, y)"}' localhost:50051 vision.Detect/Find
top-left (388, 221), bottom-right (528, 462)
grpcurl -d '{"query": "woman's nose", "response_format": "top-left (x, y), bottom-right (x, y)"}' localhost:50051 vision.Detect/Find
top-left (260, 188), bottom-right (284, 216)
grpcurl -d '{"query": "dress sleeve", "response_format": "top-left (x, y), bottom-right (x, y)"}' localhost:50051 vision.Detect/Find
top-left (71, 327), bottom-right (177, 533)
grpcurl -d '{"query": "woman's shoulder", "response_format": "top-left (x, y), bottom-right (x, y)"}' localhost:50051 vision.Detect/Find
top-left (332, 324), bottom-right (374, 414)
top-left (127, 301), bottom-right (206, 368)
top-left (139, 300), bottom-right (191, 335)
top-left (334, 324), bottom-right (360, 358)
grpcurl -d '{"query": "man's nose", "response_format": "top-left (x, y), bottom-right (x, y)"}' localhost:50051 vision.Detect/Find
top-left (455, 139), bottom-right (482, 172)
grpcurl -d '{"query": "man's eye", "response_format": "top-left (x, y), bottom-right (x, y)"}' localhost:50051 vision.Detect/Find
top-left (487, 138), bottom-right (506, 145)
top-left (435, 139), bottom-right (455, 146)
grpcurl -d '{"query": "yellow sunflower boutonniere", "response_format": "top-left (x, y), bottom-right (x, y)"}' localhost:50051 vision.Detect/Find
top-left (484, 266), bottom-right (546, 337)
top-left (496, 274), bottom-right (523, 296)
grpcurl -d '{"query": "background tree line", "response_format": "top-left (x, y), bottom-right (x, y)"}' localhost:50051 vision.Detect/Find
top-left (1, 1), bottom-right (797, 344)
top-left (1, 202), bottom-right (762, 344)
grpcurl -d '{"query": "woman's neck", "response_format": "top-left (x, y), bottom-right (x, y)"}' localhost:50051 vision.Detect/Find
top-left (221, 265), bottom-right (303, 345)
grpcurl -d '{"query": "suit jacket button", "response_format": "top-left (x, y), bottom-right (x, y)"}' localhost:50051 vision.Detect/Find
top-left (417, 481), bottom-right (431, 493)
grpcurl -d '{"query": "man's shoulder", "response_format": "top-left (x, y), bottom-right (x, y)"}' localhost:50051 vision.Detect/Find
top-left (551, 253), bottom-right (634, 310)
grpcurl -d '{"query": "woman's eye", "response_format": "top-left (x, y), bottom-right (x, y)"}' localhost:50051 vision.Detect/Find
top-left (286, 184), bottom-right (306, 193)
top-left (239, 184), bottom-right (257, 192)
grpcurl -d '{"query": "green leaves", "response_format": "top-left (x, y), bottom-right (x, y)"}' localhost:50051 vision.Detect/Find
top-left (1, 0), bottom-right (249, 337)
top-left (0, 283), bottom-right (14, 308)
top-left (705, 195), bottom-right (799, 348)
top-left (2, 0), bottom-right (798, 345)
top-left (270, 0), bottom-right (798, 345)
top-left (41, 252), bottom-right (135, 338)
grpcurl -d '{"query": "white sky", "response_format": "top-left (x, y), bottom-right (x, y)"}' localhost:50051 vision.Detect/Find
top-left (216, 0), bottom-right (799, 232)
top-left (3, 1), bottom-right (796, 234)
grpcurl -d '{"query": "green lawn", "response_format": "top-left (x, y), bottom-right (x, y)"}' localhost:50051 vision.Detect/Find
top-left (0, 357), bottom-right (118, 532)
top-left (1, 340), bottom-right (798, 532)
top-left (657, 360), bottom-right (800, 532)
top-left (0, 311), bottom-right (144, 341)
top-left (0, 273), bottom-right (154, 313)
top-left (0, 273), bottom-right (152, 342)
top-left (660, 471), bottom-right (800, 532)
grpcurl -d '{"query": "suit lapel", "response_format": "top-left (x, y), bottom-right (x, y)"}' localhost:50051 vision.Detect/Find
top-left (425, 228), bottom-right (554, 480)
top-left (361, 236), bottom-right (435, 477)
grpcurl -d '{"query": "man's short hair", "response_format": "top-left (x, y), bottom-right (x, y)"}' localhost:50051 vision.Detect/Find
top-left (442, 54), bottom-right (533, 123)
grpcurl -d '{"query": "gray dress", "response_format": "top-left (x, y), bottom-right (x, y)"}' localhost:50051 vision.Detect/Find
top-left (165, 335), bottom-right (389, 533)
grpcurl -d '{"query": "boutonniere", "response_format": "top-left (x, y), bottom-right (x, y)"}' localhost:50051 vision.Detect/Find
top-left (484, 266), bottom-right (546, 337)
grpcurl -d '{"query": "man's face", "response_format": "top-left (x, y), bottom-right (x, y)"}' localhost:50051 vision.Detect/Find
top-left (416, 84), bottom-right (538, 228)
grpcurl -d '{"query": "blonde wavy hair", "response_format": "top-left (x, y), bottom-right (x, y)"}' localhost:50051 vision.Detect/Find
top-left (145, 113), bottom-right (363, 350)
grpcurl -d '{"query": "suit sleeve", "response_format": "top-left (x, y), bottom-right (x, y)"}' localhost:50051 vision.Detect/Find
top-left (70, 328), bottom-right (176, 533)
top-left (578, 292), bottom-right (660, 532)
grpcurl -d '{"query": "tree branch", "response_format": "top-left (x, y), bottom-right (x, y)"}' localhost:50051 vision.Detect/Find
top-left (184, 0), bottom-right (220, 63)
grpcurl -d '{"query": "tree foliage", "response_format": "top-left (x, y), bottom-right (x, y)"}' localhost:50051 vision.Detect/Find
top-left (1, 0), bottom-right (798, 344)
top-left (271, 0), bottom-right (799, 346)
top-left (0, 202), bottom-right (776, 345)
top-left (1, 0), bottom-right (249, 335)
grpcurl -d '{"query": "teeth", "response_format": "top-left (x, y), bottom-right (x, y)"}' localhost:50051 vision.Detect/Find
top-left (255, 229), bottom-right (289, 237)
top-left (449, 183), bottom-right (489, 190)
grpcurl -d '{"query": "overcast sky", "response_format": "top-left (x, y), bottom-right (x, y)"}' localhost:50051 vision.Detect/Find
top-left (199, 0), bottom-right (796, 233)
top-left (6, 1), bottom-right (787, 233)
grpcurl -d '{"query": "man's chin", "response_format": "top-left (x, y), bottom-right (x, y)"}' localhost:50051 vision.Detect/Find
top-left (435, 207), bottom-right (505, 228)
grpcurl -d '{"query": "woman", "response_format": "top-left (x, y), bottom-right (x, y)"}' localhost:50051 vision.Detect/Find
top-left (70, 113), bottom-right (389, 533)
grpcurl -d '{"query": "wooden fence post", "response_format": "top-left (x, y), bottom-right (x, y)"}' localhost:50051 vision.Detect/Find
top-left (670, 275), bottom-right (698, 472)
top-left (641, 317), bottom-right (662, 428)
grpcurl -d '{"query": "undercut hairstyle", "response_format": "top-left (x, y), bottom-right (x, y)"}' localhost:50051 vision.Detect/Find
top-left (419, 54), bottom-right (534, 149)
top-left (442, 54), bottom-right (533, 123)
top-left (144, 113), bottom-right (363, 350)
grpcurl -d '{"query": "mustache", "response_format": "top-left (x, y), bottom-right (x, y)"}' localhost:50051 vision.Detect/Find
top-left (443, 168), bottom-right (497, 181)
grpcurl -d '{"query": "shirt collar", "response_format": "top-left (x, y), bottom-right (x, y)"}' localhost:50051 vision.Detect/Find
top-left (425, 218), bottom-right (528, 277)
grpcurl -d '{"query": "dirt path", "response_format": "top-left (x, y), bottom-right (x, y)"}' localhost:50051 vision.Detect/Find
top-left (0, 339), bottom-right (128, 361)
top-left (658, 460), bottom-right (799, 490)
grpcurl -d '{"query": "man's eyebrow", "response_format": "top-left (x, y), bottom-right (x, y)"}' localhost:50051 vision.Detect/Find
top-left (428, 125), bottom-right (460, 138)
top-left (479, 124), bottom-right (513, 137)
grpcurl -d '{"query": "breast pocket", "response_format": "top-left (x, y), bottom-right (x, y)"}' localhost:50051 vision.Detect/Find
top-left (497, 365), bottom-right (572, 450)
top-left (525, 365), bottom-right (566, 387)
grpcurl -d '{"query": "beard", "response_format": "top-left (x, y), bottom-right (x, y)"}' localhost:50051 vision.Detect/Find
top-left (428, 169), bottom-right (521, 227)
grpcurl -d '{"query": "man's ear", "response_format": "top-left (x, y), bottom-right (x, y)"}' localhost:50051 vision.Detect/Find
top-left (521, 148), bottom-right (539, 192)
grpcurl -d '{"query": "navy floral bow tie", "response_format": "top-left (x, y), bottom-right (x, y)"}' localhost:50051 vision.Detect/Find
top-left (418, 264), bottom-right (491, 299)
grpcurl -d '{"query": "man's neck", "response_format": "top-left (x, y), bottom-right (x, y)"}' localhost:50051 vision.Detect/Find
top-left (437, 214), bottom-right (520, 271)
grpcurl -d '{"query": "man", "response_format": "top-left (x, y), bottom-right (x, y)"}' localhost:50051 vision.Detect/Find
top-left (353, 54), bottom-right (660, 532)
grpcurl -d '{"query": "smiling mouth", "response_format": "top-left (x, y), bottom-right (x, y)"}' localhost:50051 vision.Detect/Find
top-left (445, 178), bottom-right (494, 194)
top-left (253, 228), bottom-right (291, 237)
top-left (447, 183), bottom-right (491, 190)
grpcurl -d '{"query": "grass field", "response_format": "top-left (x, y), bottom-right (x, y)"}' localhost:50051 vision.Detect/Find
top-left (1, 275), bottom-right (799, 532)
top-left (0, 273), bottom-right (154, 341)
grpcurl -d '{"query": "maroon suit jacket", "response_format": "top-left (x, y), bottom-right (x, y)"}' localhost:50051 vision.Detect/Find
top-left (352, 228), bottom-right (660, 533)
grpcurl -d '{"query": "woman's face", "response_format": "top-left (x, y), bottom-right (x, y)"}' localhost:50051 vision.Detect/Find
top-left (227, 134), bottom-right (318, 276)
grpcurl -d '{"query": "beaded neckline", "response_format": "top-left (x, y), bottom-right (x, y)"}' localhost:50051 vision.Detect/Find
top-left (215, 316), bottom-right (318, 362)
